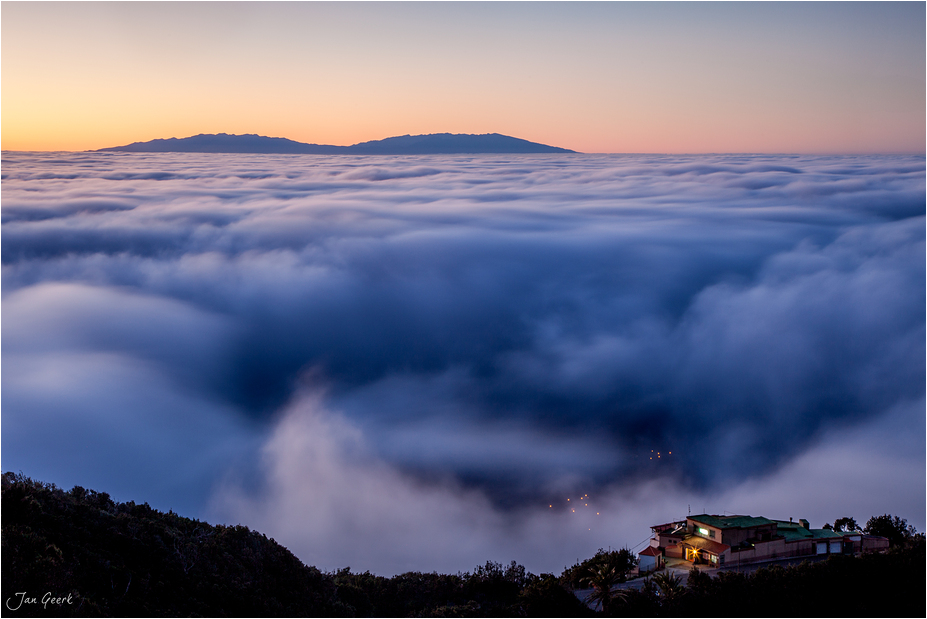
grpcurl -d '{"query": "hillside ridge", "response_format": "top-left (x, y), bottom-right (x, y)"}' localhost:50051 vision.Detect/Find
top-left (96, 132), bottom-right (577, 154)
top-left (2, 473), bottom-right (921, 617)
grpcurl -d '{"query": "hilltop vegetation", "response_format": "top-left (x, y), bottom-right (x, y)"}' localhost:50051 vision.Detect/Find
top-left (2, 473), bottom-right (922, 617)
top-left (1, 474), bottom-right (587, 617)
top-left (2, 473), bottom-right (341, 616)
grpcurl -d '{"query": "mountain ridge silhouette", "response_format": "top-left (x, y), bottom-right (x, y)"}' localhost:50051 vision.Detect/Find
top-left (96, 132), bottom-right (577, 154)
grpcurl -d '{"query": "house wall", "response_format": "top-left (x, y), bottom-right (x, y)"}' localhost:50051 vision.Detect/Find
top-left (657, 534), bottom-right (682, 548)
top-left (842, 535), bottom-right (862, 554)
top-left (665, 544), bottom-right (683, 559)
top-left (861, 537), bottom-right (889, 553)
top-left (687, 519), bottom-right (780, 547)
top-left (730, 546), bottom-right (757, 563)
top-left (785, 540), bottom-right (813, 557)
top-left (721, 528), bottom-right (748, 546)
top-left (730, 541), bottom-right (776, 562)
top-left (720, 523), bottom-right (778, 547)
top-left (756, 538), bottom-right (786, 559)
top-left (687, 520), bottom-right (722, 542)
top-left (729, 537), bottom-right (848, 564)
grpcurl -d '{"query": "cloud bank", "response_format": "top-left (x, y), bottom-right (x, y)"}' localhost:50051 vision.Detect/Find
top-left (3, 152), bottom-right (923, 574)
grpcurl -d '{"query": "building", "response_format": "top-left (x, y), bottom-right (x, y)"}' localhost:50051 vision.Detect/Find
top-left (640, 514), bottom-right (889, 569)
top-left (637, 546), bottom-right (663, 573)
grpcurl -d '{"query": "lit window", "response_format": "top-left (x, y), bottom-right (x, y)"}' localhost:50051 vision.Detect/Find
top-left (698, 527), bottom-right (709, 536)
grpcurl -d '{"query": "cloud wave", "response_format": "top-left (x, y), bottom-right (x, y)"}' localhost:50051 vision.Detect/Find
top-left (2, 152), bottom-right (923, 572)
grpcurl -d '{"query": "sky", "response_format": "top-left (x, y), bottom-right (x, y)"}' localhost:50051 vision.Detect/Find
top-left (2, 151), bottom-right (924, 575)
top-left (2, 2), bottom-right (925, 153)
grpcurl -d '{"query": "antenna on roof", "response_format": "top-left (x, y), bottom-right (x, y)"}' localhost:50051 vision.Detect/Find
top-left (688, 504), bottom-right (690, 515)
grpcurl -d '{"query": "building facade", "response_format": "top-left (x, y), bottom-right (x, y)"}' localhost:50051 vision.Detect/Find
top-left (640, 514), bottom-right (889, 569)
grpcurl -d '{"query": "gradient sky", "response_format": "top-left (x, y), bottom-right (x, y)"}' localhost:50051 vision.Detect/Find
top-left (2, 2), bottom-right (924, 153)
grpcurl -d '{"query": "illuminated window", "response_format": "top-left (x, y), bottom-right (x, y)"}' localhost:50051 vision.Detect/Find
top-left (698, 527), bottom-right (709, 536)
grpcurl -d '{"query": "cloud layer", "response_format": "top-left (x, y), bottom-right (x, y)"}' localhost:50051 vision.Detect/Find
top-left (3, 151), bottom-right (923, 573)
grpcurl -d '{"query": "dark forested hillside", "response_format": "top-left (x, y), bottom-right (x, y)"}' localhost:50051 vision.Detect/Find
top-left (1, 473), bottom-right (342, 616)
top-left (0, 474), bottom-right (587, 617)
top-left (2, 473), bottom-right (923, 617)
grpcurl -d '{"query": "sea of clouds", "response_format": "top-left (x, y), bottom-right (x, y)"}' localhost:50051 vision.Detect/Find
top-left (2, 152), bottom-right (924, 575)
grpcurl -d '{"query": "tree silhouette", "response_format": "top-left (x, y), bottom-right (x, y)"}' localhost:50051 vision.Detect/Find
top-left (578, 562), bottom-right (626, 612)
top-left (651, 571), bottom-right (684, 602)
top-left (4, 473), bottom-right (923, 617)
top-left (563, 547), bottom-right (636, 590)
top-left (865, 514), bottom-right (914, 547)
top-left (833, 517), bottom-right (860, 533)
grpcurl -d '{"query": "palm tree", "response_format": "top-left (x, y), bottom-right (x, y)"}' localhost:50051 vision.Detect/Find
top-left (579, 562), bottom-right (627, 612)
top-left (651, 571), bottom-right (684, 603)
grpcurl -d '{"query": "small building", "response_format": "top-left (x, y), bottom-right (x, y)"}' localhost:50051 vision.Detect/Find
top-left (648, 520), bottom-right (687, 561)
top-left (638, 546), bottom-right (663, 573)
top-left (639, 513), bottom-right (889, 569)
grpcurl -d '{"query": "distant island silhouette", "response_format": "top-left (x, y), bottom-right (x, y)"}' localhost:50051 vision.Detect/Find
top-left (96, 133), bottom-right (577, 155)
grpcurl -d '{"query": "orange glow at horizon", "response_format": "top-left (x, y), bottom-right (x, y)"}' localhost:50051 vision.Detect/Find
top-left (2, 3), bottom-right (924, 154)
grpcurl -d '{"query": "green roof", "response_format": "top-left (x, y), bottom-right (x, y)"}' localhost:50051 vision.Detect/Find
top-left (689, 514), bottom-right (774, 529)
top-left (774, 521), bottom-right (814, 541)
top-left (771, 520), bottom-right (844, 540)
top-left (810, 528), bottom-right (843, 539)
top-left (687, 515), bottom-right (846, 542)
